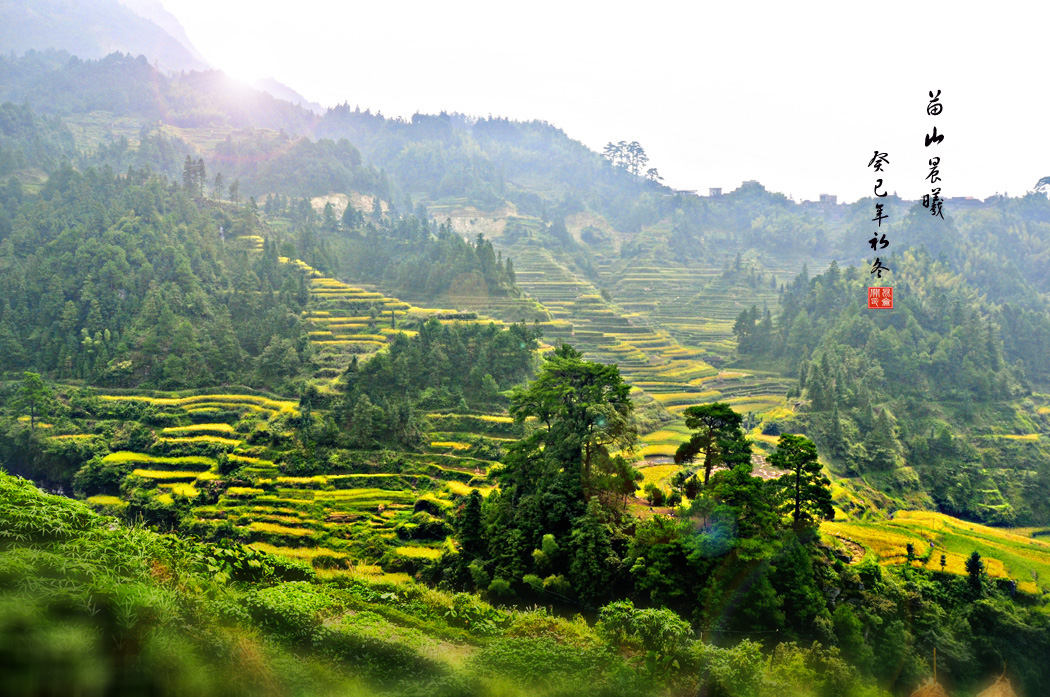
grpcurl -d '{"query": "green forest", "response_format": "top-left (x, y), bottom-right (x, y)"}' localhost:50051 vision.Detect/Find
top-left (1, 39), bottom-right (1049, 697)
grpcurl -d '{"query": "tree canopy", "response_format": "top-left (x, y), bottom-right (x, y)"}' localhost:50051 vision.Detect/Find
top-left (769, 433), bottom-right (834, 530)
top-left (673, 402), bottom-right (752, 484)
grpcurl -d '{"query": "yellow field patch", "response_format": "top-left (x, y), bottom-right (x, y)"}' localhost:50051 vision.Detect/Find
top-left (314, 567), bottom-right (413, 583)
top-left (249, 521), bottom-right (314, 537)
top-left (185, 403), bottom-right (274, 414)
top-left (822, 521), bottom-right (926, 561)
top-left (250, 542), bottom-right (348, 560)
top-left (637, 444), bottom-right (680, 458)
top-left (86, 495), bottom-right (125, 506)
top-left (651, 390), bottom-right (721, 404)
top-left (427, 413), bottom-right (514, 423)
top-left (16, 417), bottom-right (51, 428)
top-left (161, 423), bottom-right (236, 435)
top-left (395, 545), bottom-right (443, 559)
top-left (636, 464), bottom-right (680, 491)
top-left (99, 393), bottom-right (298, 413)
top-left (226, 487), bottom-right (265, 496)
top-left (132, 469), bottom-right (219, 480)
top-left (105, 452), bottom-right (215, 468)
top-left (158, 482), bottom-right (199, 497)
top-left (276, 476), bottom-right (327, 485)
top-left (159, 435), bottom-right (242, 447)
top-left (824, 510), bottom-right (1050, 592)
top-left (446, 481), bottom-right (494, 497)
top-left (430, 441), bottom-right (470, 451)
top-left (639, 429), bottom-right (689, 444)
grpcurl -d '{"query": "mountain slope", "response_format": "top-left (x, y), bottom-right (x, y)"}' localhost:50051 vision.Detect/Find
top-left (116, 0), bottom-right (210, 66)
top-left (0, 0), bottom-right (208, 72)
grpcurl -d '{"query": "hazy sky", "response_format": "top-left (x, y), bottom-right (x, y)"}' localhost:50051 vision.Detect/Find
top-left (159, 0), bottom-right (1050, 203)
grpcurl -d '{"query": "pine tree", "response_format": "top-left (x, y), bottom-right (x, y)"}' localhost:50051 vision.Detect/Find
top-left (15, 372), bottom-right (55, 430)
top-left (770, 433), bottom-right (834, 530)
top-left (0, 320), bottom-right (25, 367)
top-left (456, 490), bottom-right (486, 558)
top-left (865, 409), bottom-right (899, 470)
top-left (569, 498), bottom-right (615, 605)
top-left (966, 550), bottom-right (984, 593)
top-left (196, 158), bottom-right (206, 197)
top-left (674, 402), bottom-right (751, 485)
top-left (182, 156), bottom-right (194, 191)
top-left (349, 393), bottom-right (375, 447)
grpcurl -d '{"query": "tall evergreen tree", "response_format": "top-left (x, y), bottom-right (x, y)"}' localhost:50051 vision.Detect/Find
top-left (674, 402), bottom-right (751, 485)
top-left (769, 433), bottom-right (834, 530)
top-left (569, 498), bottom-right (616, 606)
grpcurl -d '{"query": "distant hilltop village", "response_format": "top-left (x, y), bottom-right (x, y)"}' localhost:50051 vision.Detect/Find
top-left (669, 182), bottom-right (986, 227)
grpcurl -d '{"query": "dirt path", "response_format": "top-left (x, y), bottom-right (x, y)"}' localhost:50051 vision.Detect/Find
top-left (829, 535), bottom-right (867, 564)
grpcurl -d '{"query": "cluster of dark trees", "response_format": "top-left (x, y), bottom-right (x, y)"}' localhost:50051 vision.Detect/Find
top-left (91, 131), bottom-right (197, 182)
top-left (326, 320), bottom-right (540, 449)
top-left (0, 165), bottom-right (312, 389)
top-left (256, 190), bottom-right (520, 300)
top-left (737, 253), bottom-right (1018, 403)
top-left (662, 181), bottom-right (833, 260)
top-left (438, 347), bottom-right (832, 622)
top-left (212, 131), bottom-right (389, 201)
top-left (0, 101), bottom-right (77, 175)
top-left (0, 116), bottom-right (532, 390)
top-left (429, 349), bottom-right (1050, 695)
top-left (337, 220), bottom-right (519, 301)
top-left (732, 248), bottom-right (1050, 524)
top-left (602, 140), bottom-right (661, 181)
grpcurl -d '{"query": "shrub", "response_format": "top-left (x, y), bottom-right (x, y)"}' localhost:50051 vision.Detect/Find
top-left (505, 608), bottom-right (600, 648)
top-left (470, 637), bottom-right (613, 687)
top-left (443, 593), bottom-right (507, 636)
top-left (413, 495), bottom-right (449, 516)
top-left (72, 456), bottom-right (132, 497)
top-left (542, 575), bottom-right (572, 596)
top-left (487, 576), bottom-right (514, 601)
top-left (644, 483), bottom-right (665, 507)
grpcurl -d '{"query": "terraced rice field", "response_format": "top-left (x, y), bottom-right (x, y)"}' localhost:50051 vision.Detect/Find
top-left (505, 245), bottom-right (723, 415)
top-left (83, 241), bottom-right (816, 567)
top-left (161, 423), bottom-right (237, 435)
top-left (478, 226), bottom-right (811, 493)
top-left (281, 258), bottom-right (515, 378)
top-left (99, 393), bottom-right (299, 415)
top-left (89, 367), bottom-right (512, 567)
top-left (104, 452), bottom-right (216, 470)
top-left (822, 510), bottom-right (1050, 594)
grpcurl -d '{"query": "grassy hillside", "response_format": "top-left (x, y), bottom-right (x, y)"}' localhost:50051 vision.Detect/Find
top-left (3, 468), bottom-right (912, 697)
